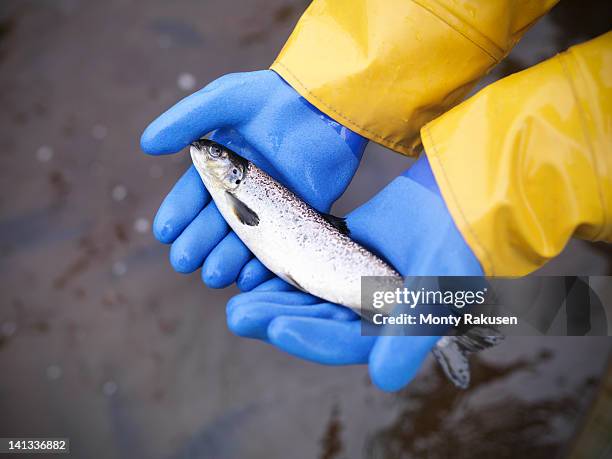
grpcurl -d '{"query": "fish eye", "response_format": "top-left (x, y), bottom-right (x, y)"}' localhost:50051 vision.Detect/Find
top-left (210, 146), bottom-right (222, 158)
top-left (232, 169), bottom-right (237, 174)
top-left (235, 179), bottom-right (241, 184)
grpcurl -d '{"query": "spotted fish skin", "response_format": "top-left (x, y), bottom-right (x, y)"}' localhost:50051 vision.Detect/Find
top-left (191, 141), bottom-right (399, 313)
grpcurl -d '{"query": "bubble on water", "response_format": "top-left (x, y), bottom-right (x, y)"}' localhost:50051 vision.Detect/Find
top-left (102, 380), bottom-right (118, 396)
top-left (112, 261), bottom-right (127, 277)
top-left (112, 184), bottom-right (127, 201)
top-left (133, 218), bottom-right (150, 234)
top-left (149, 164), bottom-right (163, 179)
top-left (177, 72), bottom-right (196, 91)
top-left (46, 365), bottom-right (63, 381)
top-left (92, 124), bottom-right (108, 140)
top-left (1, 321), bottom-right (17, 337)
top-left (36, 145), bottom-right (54, 162)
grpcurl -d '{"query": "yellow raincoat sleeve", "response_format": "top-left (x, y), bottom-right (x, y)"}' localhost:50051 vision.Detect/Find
top-left (271, 0), bottom-right (558, 155)
top-left (422, 32), bottom-right (612, 276)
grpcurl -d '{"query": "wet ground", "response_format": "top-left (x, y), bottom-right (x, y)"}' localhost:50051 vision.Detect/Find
top-left (0, 1), bottom-right (610, 458)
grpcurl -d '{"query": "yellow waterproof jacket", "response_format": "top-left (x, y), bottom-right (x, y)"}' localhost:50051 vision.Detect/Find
top-left (271, 0), bottom-right (611, 276)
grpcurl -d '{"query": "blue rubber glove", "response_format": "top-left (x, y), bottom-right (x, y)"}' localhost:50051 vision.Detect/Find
top-left (226, 154), bottom-right (484, 391)
top-left (141, 70), bottom-right (367, 290)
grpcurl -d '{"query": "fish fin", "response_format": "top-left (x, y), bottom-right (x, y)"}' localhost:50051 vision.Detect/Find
top-left (285, 274), bottom-right (306, 292)
top-left (322, 213), bottom-right (349, 236)
top-left (225, 192), bottom-right (259, 226)
top-left (432, 337), bottom-right (471, 389)
top-left (432, 327), bottom-right (504, 389)
top-left (456, 326), bottom-right (505, 352)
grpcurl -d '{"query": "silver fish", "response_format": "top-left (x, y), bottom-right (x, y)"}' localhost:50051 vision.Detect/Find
top-left (190, 139), bottom-right (399, 311)
top-left (190, 139), bottom-right (501, 388)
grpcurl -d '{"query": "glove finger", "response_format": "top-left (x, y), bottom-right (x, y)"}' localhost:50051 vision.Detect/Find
top-left (248, 280), bottom-right (359, 323)
top-left (153, 166), bottom-right (209, 244)
top-left (169, 202), bottom-right (228, 273)
top-left (237, 259), bottom-right (275, 291)
top-left (227, 301), bottom-right (356, 341)
top-left (229, 288), bottom-right (360, 320)
top-left (250, 276), bottom-right (294, 292)
top-left (141, 73), bottom-right (254, 155)
top-left (201, 232), bottom-right (252, 288)
top-left (267, 317), bottom-right (375, 365)
top-left (228, 291), bottom-right (320, 308)
top-left (368, 335), bottom-right (441, 392)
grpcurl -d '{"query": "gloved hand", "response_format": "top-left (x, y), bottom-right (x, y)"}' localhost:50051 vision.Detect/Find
top-left (226, 153), bottom-right (483, 391)
top-left (141, 70), bottom-right (367, 290)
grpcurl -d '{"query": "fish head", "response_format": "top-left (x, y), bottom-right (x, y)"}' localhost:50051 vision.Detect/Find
top-left (190, 139), bottom-right (247, 191)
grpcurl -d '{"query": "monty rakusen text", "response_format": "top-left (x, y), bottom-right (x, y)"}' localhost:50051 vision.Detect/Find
top-left (371, 312), bottom-right (518, 326)
top-left (369, 287), bottom-right (518, 327)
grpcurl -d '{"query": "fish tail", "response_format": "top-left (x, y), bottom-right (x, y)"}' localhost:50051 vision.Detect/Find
top-left (432, 327), bottom-right (504, 389)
